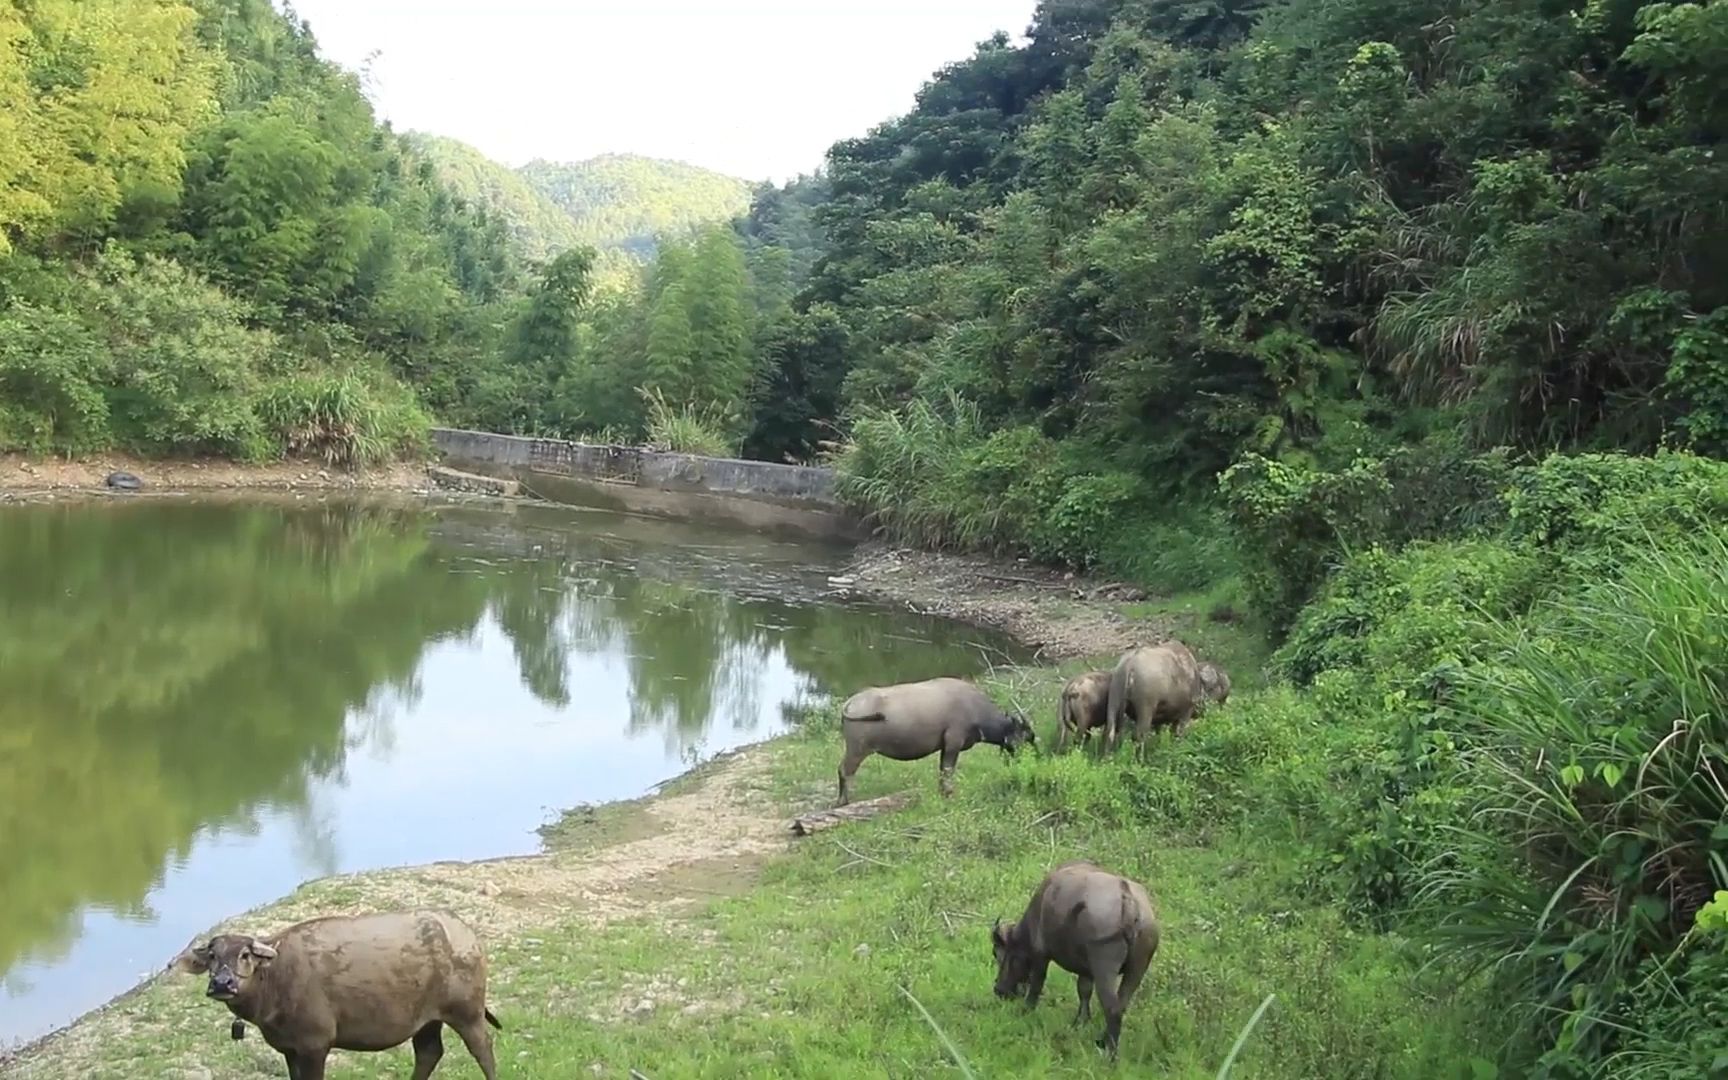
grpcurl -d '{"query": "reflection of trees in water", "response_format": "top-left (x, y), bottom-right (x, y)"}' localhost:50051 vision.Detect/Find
top-left (0, 501), bottom-right (491, 978)
top-left (0, 498), bottom-right (1026, 981)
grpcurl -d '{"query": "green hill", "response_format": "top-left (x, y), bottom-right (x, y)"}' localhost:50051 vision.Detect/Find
top-left (403, 132), bottom-right (582, 263)
top-left (407, 137), bottom-right (755, 285)
top-left (517, 153), bottom-right (755, 262)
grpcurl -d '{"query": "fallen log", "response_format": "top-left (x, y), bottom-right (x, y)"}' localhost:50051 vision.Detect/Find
top-left (790, 792), bottom-right (914, 836)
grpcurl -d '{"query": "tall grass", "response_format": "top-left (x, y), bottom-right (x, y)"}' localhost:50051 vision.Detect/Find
top-left (638, 386), bottom-right (738, 458)
top-left (256, 371), bottom-right (431, 467)
top-left (1417, 527), bottom-right (1728, 1073)
top-left (831, 393), bottom-right (989, 550)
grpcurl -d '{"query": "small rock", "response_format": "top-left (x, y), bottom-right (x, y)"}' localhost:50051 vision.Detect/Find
top-left (853, 943), bottom-right (871, 958)
top-left (178, 1068), bottom-right (213, 1080)
top-left (682, 1003), bottom-right (704, 1016)
top-left (317, 470), bottom-right (329, 480)
top-left (633, 997), bottom-right (655, 1014)
top-left (479, 880), bottom-right (501, 897)
top-left (590, 1065), bottom-right (605, 1077)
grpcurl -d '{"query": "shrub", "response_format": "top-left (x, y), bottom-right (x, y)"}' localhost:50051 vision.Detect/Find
top-left (1417, 528), bottom-right (1728, 1075)
top-left (257, 370), bottom-right (430, 467)
top-left (0, 301), bottom-right (114, 454)
top-left (639, 386), bottom-right (738, 457)
top-left (1221, 438), bottom-right (1514, 632)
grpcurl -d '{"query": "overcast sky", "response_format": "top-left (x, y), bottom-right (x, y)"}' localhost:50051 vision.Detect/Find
top-left (280, 0), bottom-right (1039, 182)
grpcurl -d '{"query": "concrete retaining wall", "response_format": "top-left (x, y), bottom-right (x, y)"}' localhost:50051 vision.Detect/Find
top-left (429, 427), bottom-right (860, 541)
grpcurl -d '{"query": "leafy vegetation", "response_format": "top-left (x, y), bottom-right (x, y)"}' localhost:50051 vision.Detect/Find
top-left (0, 0), bottom-right (518, 460)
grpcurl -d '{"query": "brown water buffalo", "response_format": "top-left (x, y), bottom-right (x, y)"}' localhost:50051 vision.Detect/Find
top-left (170, 910), bottom-right (501, 1079)
top-left (1103, 639), bottom-right (1215, 753)
top-left (836, 676), bottom-right (1035, 805)
top-left (1054, 670), bottom-right (1112, 754)
top-left (991, 860), bottom-right (1161, 1058)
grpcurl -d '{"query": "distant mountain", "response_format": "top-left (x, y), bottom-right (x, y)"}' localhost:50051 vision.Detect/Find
top-left (518, 154), bottom-right (755, 261)
top-left (407, 135), bottom-right (755, 284)
top-left (403, 133), bottom-right (582, 263)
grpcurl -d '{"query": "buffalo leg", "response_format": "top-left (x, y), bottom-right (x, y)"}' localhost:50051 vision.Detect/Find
top-left (1088, 942), bottom-right (1132, 1058)
top-left (410, 1021), bottom-right (445, 1080)
top-left (1023, 955), bottom-right (1050, 1009)
top-left (1073, 975), bottom-right (1094, 1026)
top-left (281, 1051), bottom-right (300, 1080)
top-left (453, 1015), bottom-right (500, 1080)
top-left (1172, 704), bottom-right (1196, 738)
top-left (937, 746), bottom-right (960, 798)
top-left (293, 1049), bottom-right (330, 1080)
top-left (836, 746), bottom-right (869, 807)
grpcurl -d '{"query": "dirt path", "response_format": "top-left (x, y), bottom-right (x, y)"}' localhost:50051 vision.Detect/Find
top-left (835, 541), bottom-right (1168, 661)
top-left (0, 453), bottom-right (428, 495)
top-left (1, 748), bottom-right (791, 1077)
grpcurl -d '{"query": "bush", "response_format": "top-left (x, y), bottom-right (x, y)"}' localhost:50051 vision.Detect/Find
top-left (640, 386), bottom-right (738, 457)
top-left (835, 399), bottom-right (1238, 592)
top-left (0, 301), bottom-right (113, 454)
top-left (257, 370), bottom-right (430, 466)
top-left (1220, 438), bottom-right (1514, 632)
top-left (0, 249), bottom-right (432, 465)
top-left (1418, 528), bottom-right (1728, 1075)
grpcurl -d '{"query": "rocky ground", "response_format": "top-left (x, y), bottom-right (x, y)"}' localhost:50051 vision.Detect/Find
top-left (833, 540), bottom-right (1168, 662)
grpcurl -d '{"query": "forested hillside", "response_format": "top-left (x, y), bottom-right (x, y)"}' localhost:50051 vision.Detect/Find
top-left (412, 137), bottom-right (756, 286)
top-left (0, 0), bottom-right (536, 462)
top-left (404, 132), bottom-right (584, 263)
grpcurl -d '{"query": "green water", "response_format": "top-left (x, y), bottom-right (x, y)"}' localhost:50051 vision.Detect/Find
top-left (0, 494), bottom-right (1024, 1048)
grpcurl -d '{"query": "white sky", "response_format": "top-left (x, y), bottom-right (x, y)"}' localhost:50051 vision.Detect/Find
top-left (280, 0), bottom-right (1039, 182)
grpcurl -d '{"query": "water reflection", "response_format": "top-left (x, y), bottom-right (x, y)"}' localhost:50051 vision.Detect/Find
top-left (0, 496), bottom-right (1021, 1046)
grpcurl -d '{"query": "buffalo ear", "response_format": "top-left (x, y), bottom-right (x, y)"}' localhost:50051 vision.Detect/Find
top-left (990, 919), bottom-right (1007, 947)
top-left (247, 940), bottom-right (277, 963)
top-left (169, 939), bottom-right (212, 975)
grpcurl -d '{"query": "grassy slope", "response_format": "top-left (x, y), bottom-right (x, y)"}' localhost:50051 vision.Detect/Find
top-left (7, 601), bottom-right (1496, 1079)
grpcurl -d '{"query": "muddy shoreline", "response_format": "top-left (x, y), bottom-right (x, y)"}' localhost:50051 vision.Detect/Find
top-left (0, 452), bottom-right (431, 497)
top-left (833, 540), bottom-right (1164, 662)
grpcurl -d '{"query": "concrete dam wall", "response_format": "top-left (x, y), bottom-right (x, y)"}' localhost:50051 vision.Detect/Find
top-left (429, 428), bottom-right (861, 541)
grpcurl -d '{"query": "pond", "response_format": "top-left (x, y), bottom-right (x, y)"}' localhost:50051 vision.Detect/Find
top-left (0, 494), bottom-right (1025, 1048)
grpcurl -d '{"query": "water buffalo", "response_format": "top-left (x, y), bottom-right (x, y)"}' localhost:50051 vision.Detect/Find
top-left (1054, 670), bottom-right (1111, 753)
top-left (170, 909), bottom-right (501, 1079)
top-left (1103, 639), bottom-right (1221, 753)
top-left (991, 860), bottom-right (1161, 1058)
top-left (836, 676), bottom-right (1035, 805)
top-left (1196, 660), bottom-right (1232, 709)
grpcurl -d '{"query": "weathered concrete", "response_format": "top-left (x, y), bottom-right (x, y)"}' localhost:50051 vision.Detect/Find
top-left (425, 465), bottom-right (521, 497)
top-left (429, 428), bottom-right (861, 541)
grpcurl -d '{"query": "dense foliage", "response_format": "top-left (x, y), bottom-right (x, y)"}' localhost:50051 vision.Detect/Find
top-left (0, 1), bottom-right (761, 461)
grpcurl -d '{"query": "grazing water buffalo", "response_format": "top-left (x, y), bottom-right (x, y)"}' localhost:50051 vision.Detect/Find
top-left (1054, 670), bottom-right (1112, 753)
top-left (1196, 660), bottom-right (1232, 710)
top-left (836, 676), bottom-right (1035, 805)
top-left (1103, 639), bottom-right (1220, 753)
top-left (991, 860), bottom-right (1161, 1059)
top-left (170, 910), bottom-right (502, 1079)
